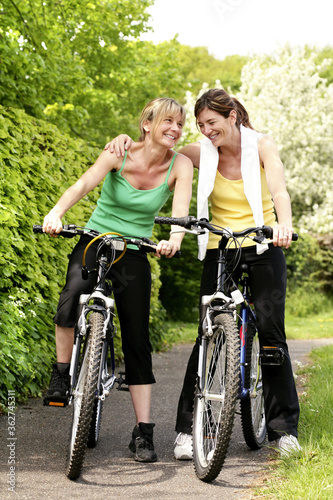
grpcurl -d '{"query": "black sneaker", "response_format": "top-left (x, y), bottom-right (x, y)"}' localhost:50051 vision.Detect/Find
top-left (129, 422), bottom-right (157, 462)
top-left (43, 363), bottom-right (70, 406)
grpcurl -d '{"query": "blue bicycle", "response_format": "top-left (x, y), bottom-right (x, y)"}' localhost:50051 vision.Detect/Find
top-left (155, 216), bottom-right (297, 482)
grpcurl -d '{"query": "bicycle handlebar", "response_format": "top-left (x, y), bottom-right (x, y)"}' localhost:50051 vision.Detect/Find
top-left (33, 225), bottom-right (181, 256)
top-left (154, 217), bottom-right (298, 241)
top-left (33, 224), bottom-right (85, 238)
top-left (154, 215), bottom-right (196, 229)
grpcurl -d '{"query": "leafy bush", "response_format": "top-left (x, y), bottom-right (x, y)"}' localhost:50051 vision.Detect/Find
top-left (285, 231), bottom-right (333, 316)
top-left (0, 105), bottom-right (167, 410)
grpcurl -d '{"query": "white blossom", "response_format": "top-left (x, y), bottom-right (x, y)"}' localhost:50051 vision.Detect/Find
top-left (238, 45), bottom-right (333, 235)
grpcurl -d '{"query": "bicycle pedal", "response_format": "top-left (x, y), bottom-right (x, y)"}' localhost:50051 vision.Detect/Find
top-left (116, 372), bottom-right (129, 392)
top-left (259, 346), bottom-right (285, 366)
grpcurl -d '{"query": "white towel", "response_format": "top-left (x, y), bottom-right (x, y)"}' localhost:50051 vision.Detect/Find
top-left (197, 125), bottom-right (268, 260)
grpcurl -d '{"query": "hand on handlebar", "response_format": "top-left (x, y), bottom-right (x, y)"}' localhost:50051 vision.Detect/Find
top-left (272, 223), bottom-right (294, 249)
top-left (104, 134), bottom-right (133, 158)
top-left (155, 239), bottom-right (180, 259)
top-left (43, 209), bottom-right (63, 237)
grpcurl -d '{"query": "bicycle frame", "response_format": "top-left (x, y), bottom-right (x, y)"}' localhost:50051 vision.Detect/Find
top-left (68, 247), bottom-right (118, 403)
top-left (199, 235), bottom-right (258, 401)
top-left (237, 272), bottom-right (258, 400)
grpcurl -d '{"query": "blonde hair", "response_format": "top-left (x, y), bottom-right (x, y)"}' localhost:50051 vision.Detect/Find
top-left (138, 98), bottom-right (186, 141)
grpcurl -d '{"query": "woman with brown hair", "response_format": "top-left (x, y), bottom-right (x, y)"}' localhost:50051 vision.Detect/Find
top-left (106, 88), bottom-right (301, 459)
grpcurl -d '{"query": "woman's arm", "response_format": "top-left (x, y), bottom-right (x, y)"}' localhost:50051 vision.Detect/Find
top-left (105, 136), bottom-right (202, 169)
top-left (176, 143), bottom-right (201, 169)
top-left (258, 135), bottom-right (293, 248)
top-left (43, 150), bottom-right (120, 235)
top-left (155, 154), bottom-right (194, 258)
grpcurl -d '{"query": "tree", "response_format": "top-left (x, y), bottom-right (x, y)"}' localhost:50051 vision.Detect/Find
top-left (238, 45), bottom-right (333, 235)
top-left (176, 44), bottom-right (247, 94)
top-left (0, 0), bottom-right (186, 147)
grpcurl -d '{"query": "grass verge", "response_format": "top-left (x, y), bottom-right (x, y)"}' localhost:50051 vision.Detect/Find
top-left (252, 345), bottom-right (333, 499)
top-left (286, 310), bottom-right (333, 339)
top-left (165, 309), bottom-right (333, 346)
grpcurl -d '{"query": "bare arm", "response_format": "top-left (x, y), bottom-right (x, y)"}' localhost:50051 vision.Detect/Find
top-left (43, 150), bottom-right (120, 234)
top-left (155, 154), bottom-right (194, 258)
top-left (176, 143), bottom-right (201, 169)
top-left (259, 135), bottom-right (293, 248)
top-left (105, 135), bottom-right (202, 169)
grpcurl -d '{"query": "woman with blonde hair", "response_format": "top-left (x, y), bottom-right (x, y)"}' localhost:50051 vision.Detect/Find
top-left (42, 97), bottom-right (193, 462)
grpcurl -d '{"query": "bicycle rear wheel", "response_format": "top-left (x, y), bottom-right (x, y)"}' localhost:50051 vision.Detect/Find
top-left (193, 313), bottom-right (240, 482)
top-left (240, 324), bottom-right (266, 448)
top-left (66, 311), bottom-right (104, 480)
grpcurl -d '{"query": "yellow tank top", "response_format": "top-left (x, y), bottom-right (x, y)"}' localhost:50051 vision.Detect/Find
top-left (207, 166), bottom-right (276, 249)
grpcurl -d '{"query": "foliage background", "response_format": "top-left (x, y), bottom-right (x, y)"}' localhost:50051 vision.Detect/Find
top-left (1, 0), bottom-right (332, 409)
top-left (0, 105), bottom-right (165, 409)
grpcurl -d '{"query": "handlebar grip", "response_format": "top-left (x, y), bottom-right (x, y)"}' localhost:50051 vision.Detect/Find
top-left (155, 216), bottom-right (195, 228)
top-left (32, 224), bottom-right (82, 238)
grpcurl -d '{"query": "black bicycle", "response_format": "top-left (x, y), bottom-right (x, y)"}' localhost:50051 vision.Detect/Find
top-left (155, 215), bottom-right (297, 482)
top-left (33, 224), bottom-right (163, 480)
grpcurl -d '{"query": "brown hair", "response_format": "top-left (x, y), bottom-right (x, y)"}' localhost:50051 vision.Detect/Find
top-left (194, 88), bottom-right (254, 130)
top-left (138, 97), bottom-right (186, 141)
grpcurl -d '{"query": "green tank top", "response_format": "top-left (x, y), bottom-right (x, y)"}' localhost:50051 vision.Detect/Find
top-left (85, 151), bottom-right (176, 247)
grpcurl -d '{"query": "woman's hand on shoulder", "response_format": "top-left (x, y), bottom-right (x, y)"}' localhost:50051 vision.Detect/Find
top-left (104, 134), bottom-right (133, 157)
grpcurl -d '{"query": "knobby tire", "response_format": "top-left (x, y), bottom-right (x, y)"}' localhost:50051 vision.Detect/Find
top-left (66, 312), bottom-right (104, 480)
top-left (240, 324), bottom-right (266, 449)
top-left (87, 340), bottom-right (110, 448)
top-left (193, 313), bottom-right (240, 482)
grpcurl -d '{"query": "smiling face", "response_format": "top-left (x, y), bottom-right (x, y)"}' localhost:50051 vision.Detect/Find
top-left (197, 108), bottom-right (237, 147)
top-left (139, 97), bottom-right (186, 144)
top-left (149, 112), bottom-right (184, 148)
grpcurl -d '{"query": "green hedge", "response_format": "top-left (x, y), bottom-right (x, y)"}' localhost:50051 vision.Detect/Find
top-left (0, 106), bottom-right (167, 410)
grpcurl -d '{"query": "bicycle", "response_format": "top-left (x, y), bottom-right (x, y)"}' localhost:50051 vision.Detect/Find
top-left (33, 224), bottom-right (168, 480)
top-left (155, 215), bottom-right (297, 482)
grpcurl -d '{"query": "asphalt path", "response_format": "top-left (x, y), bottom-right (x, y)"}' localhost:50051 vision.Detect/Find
top-left (1, 338), bottom-right (333, 500)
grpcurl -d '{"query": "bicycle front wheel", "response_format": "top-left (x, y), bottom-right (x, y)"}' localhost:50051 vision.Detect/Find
top-left (66, 312), bottom-right (104, 480)
top-left (87, 341), bottom-right (109, 448)
top-left (240, 324), bottom-right (266, 449)
top-left (193, 313), bottom-right (240, 482)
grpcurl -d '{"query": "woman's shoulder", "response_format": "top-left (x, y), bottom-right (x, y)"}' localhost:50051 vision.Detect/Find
top-left (172, 150), bottom-right (194, 173)
top-left (258, 134), bottom-right (278, 150)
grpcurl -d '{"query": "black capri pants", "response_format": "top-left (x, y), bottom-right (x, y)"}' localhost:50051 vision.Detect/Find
top-left (54, 235), bottom-right (155, 386)
top-left (176, 244), bottom-right (300, 441)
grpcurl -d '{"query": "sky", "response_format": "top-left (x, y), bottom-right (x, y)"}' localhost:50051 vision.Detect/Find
top-left (141, 0), bottom-right (333, 60)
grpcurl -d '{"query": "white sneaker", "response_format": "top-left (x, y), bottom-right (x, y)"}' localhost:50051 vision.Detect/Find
top-left (174, 432), bottom-right (193, 460)
top-left (277, 435), bottom-right (302, 457)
